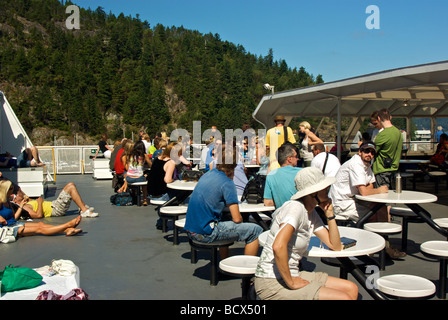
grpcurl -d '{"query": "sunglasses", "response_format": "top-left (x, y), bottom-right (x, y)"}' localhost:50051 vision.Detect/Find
top-left (362, 149), bottom-right (376, 155)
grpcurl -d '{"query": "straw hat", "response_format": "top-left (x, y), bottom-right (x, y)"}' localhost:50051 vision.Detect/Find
top-left (290, 167), bottom-right (335, 200)
top-left (274, 115), bottom-right (286, 122)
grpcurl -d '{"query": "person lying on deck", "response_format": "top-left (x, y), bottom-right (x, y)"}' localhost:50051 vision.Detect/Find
top-left (11, 182), bottom-right (98, 219)
top-left (0, 180), bottom-right (82, 237)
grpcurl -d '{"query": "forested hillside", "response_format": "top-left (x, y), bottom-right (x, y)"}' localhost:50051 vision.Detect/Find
top-left (0, 0), bottom-right (323, 144)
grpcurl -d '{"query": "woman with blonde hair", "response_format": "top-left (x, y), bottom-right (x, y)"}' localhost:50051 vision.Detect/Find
top-left (299, 121), bottom-right (323, 167)
top-left (0, 180), bottom-right (82, 237)
top-left (142, 133), bottom-right (152, 154)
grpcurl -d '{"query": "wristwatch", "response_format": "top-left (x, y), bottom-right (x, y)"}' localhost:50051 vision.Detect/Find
top-left (327, 215), bottom-right (336, 221)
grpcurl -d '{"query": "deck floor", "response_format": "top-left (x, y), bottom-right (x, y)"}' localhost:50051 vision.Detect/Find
top-left (1, 172), bottom-right (448, 302)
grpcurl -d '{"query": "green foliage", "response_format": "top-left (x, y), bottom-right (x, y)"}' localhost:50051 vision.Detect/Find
top-left (0, 0), bottom-right (324, 140)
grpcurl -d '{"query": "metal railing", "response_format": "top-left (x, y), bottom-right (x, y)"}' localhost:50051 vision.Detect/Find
top-left (37, 145), bottom-right (99, 176)
top-left (37, 141), bottom-right (437, 177)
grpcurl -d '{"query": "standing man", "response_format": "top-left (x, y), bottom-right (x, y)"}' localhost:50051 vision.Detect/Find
top-left (370, 109), bottom-right (403, 191)
top-left (266, 115), bottom-right (296, 171)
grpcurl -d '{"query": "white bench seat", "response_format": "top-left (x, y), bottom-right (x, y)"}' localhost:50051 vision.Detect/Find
top-left (377, 274), bottom-right (435, 298)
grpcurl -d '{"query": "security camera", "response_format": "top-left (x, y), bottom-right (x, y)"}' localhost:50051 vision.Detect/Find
top-left (263, 83), bottom-right (274, 94)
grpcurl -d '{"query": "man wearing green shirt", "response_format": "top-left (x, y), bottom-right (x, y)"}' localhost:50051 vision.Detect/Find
top-left (370, 109), bottom-right (405, 259)
top-left (370, 109), bottom-right (403, 187)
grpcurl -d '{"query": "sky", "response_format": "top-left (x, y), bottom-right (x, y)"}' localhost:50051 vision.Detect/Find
top-left (71, 0), bottom-right (448, 83)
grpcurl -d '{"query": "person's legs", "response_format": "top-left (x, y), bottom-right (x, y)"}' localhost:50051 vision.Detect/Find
top-left (318, 276), bottom-right (358, 300)
top-left (18, 216), bottom-right (82, 237)
top-left (27, 147), bottom-right (45, 167)
top-left (62, 182), bottom-right (88, 212)
top-left (214, 221), bottom-right (262, 256)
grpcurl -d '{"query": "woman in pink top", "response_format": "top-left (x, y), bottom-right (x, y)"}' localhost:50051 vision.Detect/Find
top-left (124, 141), bottom-right (152, 206)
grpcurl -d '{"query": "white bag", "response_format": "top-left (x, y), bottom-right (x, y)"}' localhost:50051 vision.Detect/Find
top-left (51, 259), bottom-right (77, 277)
top-left (0, 227), bottom-right (17, 244)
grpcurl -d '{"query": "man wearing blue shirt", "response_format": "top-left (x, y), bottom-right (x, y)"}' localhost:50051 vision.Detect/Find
top-left (185, 146), bottom-right (262, 258)
top-left (263, 143), bottom-right (302, 208)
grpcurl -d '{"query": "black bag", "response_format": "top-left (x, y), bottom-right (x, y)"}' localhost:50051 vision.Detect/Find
top-left (241, 174), bottom-right (266, 204)
top-left (110, 192), bottom-right (133, 206)
top-left (383, 157), bottom-right (393, 169)
top-left (182, 170), bottom-right (204, 181)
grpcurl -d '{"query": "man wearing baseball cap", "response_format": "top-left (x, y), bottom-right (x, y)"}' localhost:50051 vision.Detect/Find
top-left (329, 141), bottom-right (388, 223)
top-left (329, 141), bottom-right (405, 259)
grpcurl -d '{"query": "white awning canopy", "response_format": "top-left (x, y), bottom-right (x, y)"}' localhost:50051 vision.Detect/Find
top-left (253, 60), bottom-right (448, 129)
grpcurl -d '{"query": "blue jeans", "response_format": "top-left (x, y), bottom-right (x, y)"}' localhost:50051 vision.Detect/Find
top-left (188, 221), bottom-right (262, 245)
top-left (125, 175), bottom-right (146, 184)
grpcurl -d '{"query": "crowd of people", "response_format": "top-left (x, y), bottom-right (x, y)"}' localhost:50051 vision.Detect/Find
top-left (2, 109), bottom-right (445, 300)
top-left (103, 109), bottom-right (409, 300)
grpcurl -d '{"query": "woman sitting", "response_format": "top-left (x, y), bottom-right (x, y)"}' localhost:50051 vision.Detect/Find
top-left (124, 140), bottom-right (152, 206)
top-left (147, 142), bottom-right (177, 202)
top-left (254, 167), bottom-right (358, 300)
top-left (431, 133), bottom-right (448, 166)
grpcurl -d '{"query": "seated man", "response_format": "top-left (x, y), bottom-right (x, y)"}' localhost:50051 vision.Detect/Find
top-left (12, 182), bottom-right (98, 219)
top-left (184, 145), bottom-right (262, 259)
top-left (310, 143), bottom-right (341, 177)
top-left (0, 147), bottom-right (45, 168)
top-left (263, 142), bottom-right (302, 208)
top-left (329, 141), bottom-right (388, 223)
top-left (329, 141), bottom-right (406, 259)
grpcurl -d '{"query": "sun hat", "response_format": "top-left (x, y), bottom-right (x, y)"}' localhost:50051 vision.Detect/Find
top-left (274, 115), bottom-right (286, 122)
top-left (290, 167), bottom-right (336, 200)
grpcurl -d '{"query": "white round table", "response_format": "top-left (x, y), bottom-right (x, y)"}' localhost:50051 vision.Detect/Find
top-left (167, 180), bottom-right (198, 191)
top-left (307, 226), bottom-right (385, 258)
top-left (308, 226), bottom-right (388, 300)
top-left (356, 190), bottom-right (437, 204)
top-left (238, 202), bottom-right (275, 231)
top-left (355, 190), bottom-right (448, 240)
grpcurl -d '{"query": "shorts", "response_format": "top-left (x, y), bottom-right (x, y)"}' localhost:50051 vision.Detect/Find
top-left (6, 222), bottom-right (25, 237)
top-left (334, 200), bottom-right (372, 223)
top-left (188, 221), bottom-right (262, 245)
top-left (374, 171), bottom-right (396, 189)
top-left (16, 150), bottom-right (31, 167)
top-left (51, 190), bottom-right (72, 217)
top-left (254, 271), bottom-right (328, 300)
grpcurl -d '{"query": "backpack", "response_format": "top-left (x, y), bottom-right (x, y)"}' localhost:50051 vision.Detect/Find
top-left (110, 192), bottom-right (134, 206)
top-left (241, 174), bottom-right (266, 204)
